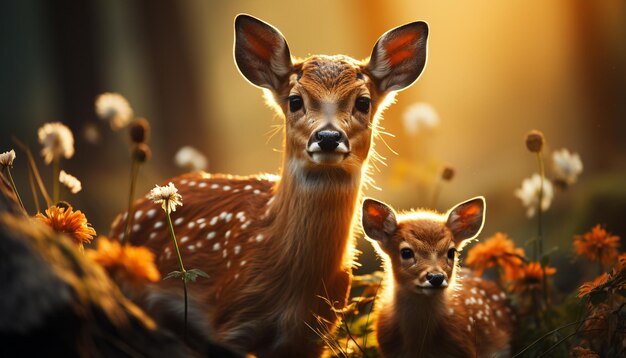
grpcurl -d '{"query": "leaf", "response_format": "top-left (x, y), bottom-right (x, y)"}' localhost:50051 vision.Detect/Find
top-left (183, 268), bottom-right (210, 283)
top-left (164, 270), bottom-right (183, 280)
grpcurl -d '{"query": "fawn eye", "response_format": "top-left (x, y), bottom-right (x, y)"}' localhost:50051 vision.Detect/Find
top-left (355, 97), bottom-right (371, 114)
top-left (400, 248), bottom-right (414, 260)
top-left (288, 95), bottom-right (303, 112)
top-left (447, 248), bottom-right (456, 260)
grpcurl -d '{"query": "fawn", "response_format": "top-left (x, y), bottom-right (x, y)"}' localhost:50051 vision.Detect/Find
top-left (362, 197), bottom-right (513, 358)
top-left (110, 14), bottom-right (429, 356)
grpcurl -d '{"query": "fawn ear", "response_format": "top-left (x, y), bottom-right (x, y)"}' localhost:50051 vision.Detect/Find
top-left (365, 21), bottom-right (429, 93)
top-left (362, 198), bottom-right (398, 246)
top-left (446, 197), bottom-right (486, 246)
top-left (234, 14), bottom-right (293, 91)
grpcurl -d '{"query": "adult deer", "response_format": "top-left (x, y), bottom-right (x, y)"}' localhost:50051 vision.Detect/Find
top-left (110, 14), bottom-right (428, 356)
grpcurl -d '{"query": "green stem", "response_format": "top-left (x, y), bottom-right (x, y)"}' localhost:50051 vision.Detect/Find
top-left (5, 167), bottom-right (26, 212)
top-left (123, 159), bottom-right (140, 245)
top-left (27, 165), bottom-right (40, 213)
top-left (52, 158), bottom-right (59, 203)
top-left (165, 203), bottom-right (187, 338)
top-left (535, 152), bottom-right (545, 260)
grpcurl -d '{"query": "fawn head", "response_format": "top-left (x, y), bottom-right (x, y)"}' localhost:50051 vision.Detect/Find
top-left (234, 15), bottom-right (428, 179)
top-left (362, 197), bottom-right (485, 295)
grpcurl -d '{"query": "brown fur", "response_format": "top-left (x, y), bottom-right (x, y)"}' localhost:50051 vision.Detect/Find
top-left (110, 15), bottom-right (428, 357)
top-left (363, 199), bottom-right (514, 358)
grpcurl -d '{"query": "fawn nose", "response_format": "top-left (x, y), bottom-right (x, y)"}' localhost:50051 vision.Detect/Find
top-left (426, 272), bottom-right (445, 287)
top-left (316, 130), bottom-right (343, 151)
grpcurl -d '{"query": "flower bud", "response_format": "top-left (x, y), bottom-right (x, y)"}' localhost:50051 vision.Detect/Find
top-left (129, 118), bottom-right (150, 144)
top-left (525, 130), bottom-right (544, 153)
top-left (133, 143), bottom-right (152, 163)
top-left (441, 166), bottom-right (455, 181)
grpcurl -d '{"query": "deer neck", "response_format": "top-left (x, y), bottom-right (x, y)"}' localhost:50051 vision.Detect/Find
top-left (393, 287), bottom-right (450, 342)
top-left (265, 159), bottom-right (362, 276)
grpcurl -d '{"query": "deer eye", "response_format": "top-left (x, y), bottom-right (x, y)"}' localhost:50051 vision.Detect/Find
top-left (288, 95), bottom-right (303, 112)
top-left (355, 97), bottom-right (371, 114)
top-left (447, 248), bottom-right (456, 260)
top-left (400, 248), bottom-right (414, 260)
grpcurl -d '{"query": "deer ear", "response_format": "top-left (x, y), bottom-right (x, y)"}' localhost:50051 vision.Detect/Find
top-left (365, 21), bottom-right (429, 93)
top-left (446, 197), bottom-right (486, 246)
top-left (234, 14), bottom-right (293, 91)
top-left (362, 198), bottom-right (397, 246)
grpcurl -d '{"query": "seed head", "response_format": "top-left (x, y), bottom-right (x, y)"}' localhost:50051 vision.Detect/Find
top-left (133, 143), bottom-right (152, 163)
top-left (525, 130), bottom-right (544, 153)
top-left (129, 118), bottom-right (150, 143)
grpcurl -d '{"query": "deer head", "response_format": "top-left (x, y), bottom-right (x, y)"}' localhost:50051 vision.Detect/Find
top-left (362, 197), bottom-right (486, 295)
top-left (234, 14), bottom-right (428, 182)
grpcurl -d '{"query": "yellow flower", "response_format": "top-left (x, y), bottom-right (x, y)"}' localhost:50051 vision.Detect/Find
top-left (87, 237), bottom-right (160, 285)
top-left (35, 205), bottom-right (95, 246)
top-left (507, 261), bottom-right (556, 294)
top-left (465, 232), bottom-right (526, 280)
top-left (573, 225), bottom-right (620, 267)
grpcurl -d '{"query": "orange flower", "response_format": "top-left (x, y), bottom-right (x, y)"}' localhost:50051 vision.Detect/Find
top-left (87, 236), bottom-right (160, 285)
top-left (507, 261), bottom-right (556, 294)
top-left (571, 346), bottom-right (599, 358)
top-left (465, 232), bottom-right (526, 280)
top-left (35, 205), bottom-right (96, 247)
top-left (573, 225), bottom-right (620, 267)
top-left (578, 273), bottom-right (609, 298)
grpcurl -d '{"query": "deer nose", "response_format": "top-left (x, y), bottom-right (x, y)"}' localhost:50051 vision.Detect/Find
top-left (426, 272), bottom-right (445, 287)
top-left (315, 130), bottom-right (342, 151)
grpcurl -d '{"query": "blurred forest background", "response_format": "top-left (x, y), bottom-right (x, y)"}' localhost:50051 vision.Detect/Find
top-left (1, 0), bottom-right (625, 287)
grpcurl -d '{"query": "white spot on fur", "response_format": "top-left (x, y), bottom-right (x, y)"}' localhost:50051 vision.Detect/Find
top-left (150, 232), bottom-right (157, 239)
top-left (255, 234), bottom-right (264, 242)
top-left (244, 185), bottom-right (252, 190)
top-left (188, 244), bottom-right (196, 251)
top-left (189, 181), bottom-right (197, 186)
top-left (132, 224), bottom-right (141, 232)
top-left (240, 260), bottom-right (247, 266)
top-left (181, 236), bottom-right (189, 243)
top-left (211, 184), bottom-right (219, 189)
top-left (199, 223), bottom-right (206, 229)
top-left (154, 221), bottom-right (163, 229)
top-left (219, 212), bottom-right (227, 220)
top-left (207, 232), bottom-right (216, 240)
top-left (223, 185), bottom-right (231, 191)
top-left (234, 273), bottom-right (239, 280)
top-left (147, 209), bottom-right (156, 218)
top-left (197, 241), bottom-right (203, 248)
top-left (225, 230), bottom-right (231, 238)
top-left (134, 210), bottom-right (143, 220)
top-left (223, 249), bottom-right (228, 258)
top-left (225, 213), bottom-right (233, 222)
top-left (212, 242), bottom-right (220, 251)
top-left (226, 260), bottom-right (231, 268)
top-left (196, 218), bottom-right (205, 223)
top-left (180, 179), bottom-right (188, 185)
top-left (198, 182), bottom-right (207, 188)
top-left (492, 294), bottom-right (499, 301)
top-left (253, 189), bottom-right (261, 194)
top-left (175, 217), bottom-right (184, 225)
top-left (210, 216), bottom-right (218, 225)
top-left (188, 222), bottom-right (195, 229)
top-left (234, 245), bottom-right (241, 255)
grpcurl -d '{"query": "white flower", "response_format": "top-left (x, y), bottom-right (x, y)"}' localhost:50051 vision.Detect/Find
top-left (402, 102), bottom-right (439, 136)
top-left (59, 170), bottom-right (82, 194)
top-left (38, 122), bottom-right (75, 165)
top-left (149, 182), bottom-right (183, 214)
top-left (0, 149), bottom-right (16, 168)
top-left (95, 92), bottom-right (134, 130)
top-left (515, 173), bottom-right (554, 218)
top-left (174, 146), bottom-right (208, 171)
top-left (552, 148), bottom-right (583, 185)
